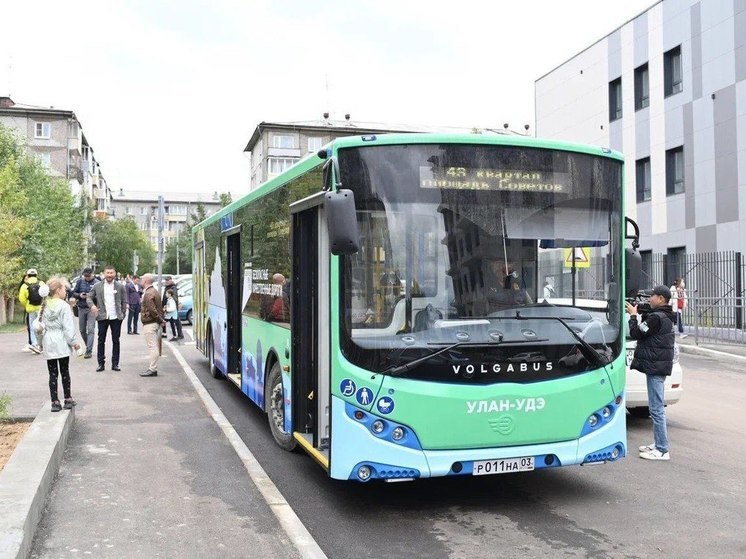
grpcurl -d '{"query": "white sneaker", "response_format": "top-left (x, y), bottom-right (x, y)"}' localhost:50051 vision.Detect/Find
top-left (640, 448), bottom-right (670, 461)
top-left (638, 443), bottom-right (656, 453)
top-left (21, 345), bottom-right (32, 353)
top-left (679, 334), bottom-right (688, 339)
top-left (29, 344), bottom-right (42, 354)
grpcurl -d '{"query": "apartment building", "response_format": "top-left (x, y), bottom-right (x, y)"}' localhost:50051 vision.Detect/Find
top-left (110, 189), bottom-right (223, 249)
top-left (536, 0), bottom-right (746, 260)
top-left (0, 96), bottom-right (112, 217)
top-left (243, 114), bottom-right (435, 190)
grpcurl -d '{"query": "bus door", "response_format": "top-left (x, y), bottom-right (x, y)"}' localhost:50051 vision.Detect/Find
top-left (194, 240), bottom-right (206, 353)
top-left (226, 231), bottom-right (242, 383)
top-left (290, 192), bottom-right (331, 468)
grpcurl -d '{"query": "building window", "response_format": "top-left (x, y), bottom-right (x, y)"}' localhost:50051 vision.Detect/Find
top-left (169, 205), bottom-right (187, 215)
top-left (271, 134), bottom-right (295, 149)
top-left (634, 63), bottom-right (649, 110)
top-left (126, 206), bottom-right (134, 215)
top-left (608, 78), bottom-right (622, 121)
top-left (308, 137), bottom-right (323, 152)
top-left (664, 46), bottom-right (682, 97)
top-left (666, 246), bottom-right (686, 285)
top-left (269, 157), bottom-right (296, 175)
top-left (141, 207), bottom-right (148, 215)
top-left (636, 157), bottom-right (651, 202)
top-left (35, 122), bottom-right (51, 138)
top-left (37, 152), bottom-right (52, 168)
top-left (666, 146), bottom-right (684, 195)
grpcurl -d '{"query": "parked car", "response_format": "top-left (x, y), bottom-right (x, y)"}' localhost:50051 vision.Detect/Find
top-left (178, 284), bottom-right (193, 324)
top-left (625, 338), bottom-right (684, 417)
top-left (545, 297), bottom-right (684, 417)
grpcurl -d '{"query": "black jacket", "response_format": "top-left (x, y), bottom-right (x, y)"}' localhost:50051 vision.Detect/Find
top-left (629, 305), bottom-right (676, 376)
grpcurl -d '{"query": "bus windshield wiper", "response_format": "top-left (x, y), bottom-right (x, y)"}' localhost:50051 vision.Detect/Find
top-left (511, 313), bottom-right (609, 368)
top-left (383, 338), bottom-right (545, 377)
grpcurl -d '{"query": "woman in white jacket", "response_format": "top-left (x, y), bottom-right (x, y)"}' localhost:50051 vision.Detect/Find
top-left (669, 278), bottom-right (687, 338)
top-left (36, 276), bottom-right (81, 412)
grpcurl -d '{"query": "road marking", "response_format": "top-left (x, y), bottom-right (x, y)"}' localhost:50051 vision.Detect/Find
top-left (168, 344), bottom-right (327, 559)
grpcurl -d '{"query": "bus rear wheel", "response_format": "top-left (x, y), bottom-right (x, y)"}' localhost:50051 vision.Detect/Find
top-left (266, 363), bottom-right (296, 451)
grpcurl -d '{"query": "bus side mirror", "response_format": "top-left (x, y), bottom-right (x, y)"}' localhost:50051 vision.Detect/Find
top-left (325, 189), bottom-right (360, 255)
top-left (625, 248), bottom-right (641, 297)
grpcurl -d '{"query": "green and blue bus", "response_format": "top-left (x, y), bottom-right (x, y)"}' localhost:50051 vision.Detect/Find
top-left (192, 133), bottom-right (640, 482)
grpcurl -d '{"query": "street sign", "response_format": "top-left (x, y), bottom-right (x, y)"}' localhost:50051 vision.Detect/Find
top-left (563, 247), bottom-right (591, 268)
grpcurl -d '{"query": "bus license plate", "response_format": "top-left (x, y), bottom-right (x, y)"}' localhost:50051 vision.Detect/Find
top-left (473, 457), bottom-right (534, 476)
top-left (626, 349), bottom-right (634, 366)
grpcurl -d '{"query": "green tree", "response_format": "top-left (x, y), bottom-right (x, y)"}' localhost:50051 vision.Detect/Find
top-left (219, 192), bottom-right (232, 207)
top-left (0, 157), bottom-right (31, 324)
top-left (0, 123), bottom-right (89, 324)
top-left (162, 202), bottom-right (208, 274)
top-left (91, 216), bottom-right (155, 275)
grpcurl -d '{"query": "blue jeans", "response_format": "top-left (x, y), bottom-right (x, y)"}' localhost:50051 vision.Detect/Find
top-left (28, 311), bottom-right (39, 346)
top-left (646, 374), bottom-right (669, 453)
top-left (78, 306), bottom-right (96, 355)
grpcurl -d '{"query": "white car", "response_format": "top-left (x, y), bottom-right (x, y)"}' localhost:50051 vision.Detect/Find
top-left (544, 297), bottom-right (684, 417)
top-left (625, 338), bottom-right (684, 417)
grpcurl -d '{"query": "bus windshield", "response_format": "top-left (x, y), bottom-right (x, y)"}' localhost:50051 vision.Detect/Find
top-left (339, 142), bottom-right (623, 383)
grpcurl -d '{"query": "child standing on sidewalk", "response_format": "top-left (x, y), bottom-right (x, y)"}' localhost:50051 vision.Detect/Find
top-left (164, 288), bottom-right (179, 341)
top-left (36, 276), bottom-right (81, 412)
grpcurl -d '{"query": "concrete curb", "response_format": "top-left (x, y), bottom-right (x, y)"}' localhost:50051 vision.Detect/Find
top-left (678, 343), bottom-right (746, 362)
top-left (0, 403), bottom-right (75, 559)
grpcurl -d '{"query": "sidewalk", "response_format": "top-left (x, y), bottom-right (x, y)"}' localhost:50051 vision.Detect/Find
top-left (0, 329), bottom-right (301, 559)
top-left (676, 333), bottom-right (746, 362)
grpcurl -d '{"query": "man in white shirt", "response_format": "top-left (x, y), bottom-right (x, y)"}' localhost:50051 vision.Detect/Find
top-left (88, 265), bottom-right (128, 371)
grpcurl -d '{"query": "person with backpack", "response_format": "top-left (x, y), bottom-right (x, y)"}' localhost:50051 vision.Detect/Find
top-left (72, 268), bottom-right (100, 358)
top-left (18, 268), bottom-right (46, 354)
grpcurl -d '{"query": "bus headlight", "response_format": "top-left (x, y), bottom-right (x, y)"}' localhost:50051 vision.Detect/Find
top-left (601, 407), bottom-right (612, 419)
top-left (588, 414), bottom-right (599, 428)
top-left (392, 427), bottom-right (405, 441)
top-left (371, 420), bottom-right (385, 434)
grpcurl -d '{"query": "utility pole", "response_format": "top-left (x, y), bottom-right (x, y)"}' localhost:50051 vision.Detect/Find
top-left (157, 195), bottom-right (164, 287)
top-left (175, 225), bottom-right (180, 276)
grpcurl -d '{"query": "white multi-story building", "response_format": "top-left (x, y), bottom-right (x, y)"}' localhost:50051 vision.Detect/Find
top-left (0, 96), bottom-right (112, 218)
top-left (536, 0), bottom-right (746, 264)
top-left (110, 189), bottom-right (223, 250)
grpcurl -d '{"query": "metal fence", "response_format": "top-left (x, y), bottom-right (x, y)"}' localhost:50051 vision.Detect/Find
top-left (642, 251), bottom-right (746, 345)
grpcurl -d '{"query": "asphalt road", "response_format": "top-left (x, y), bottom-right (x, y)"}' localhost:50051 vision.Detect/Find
top-left (179, 335), bottom-right (746, 559)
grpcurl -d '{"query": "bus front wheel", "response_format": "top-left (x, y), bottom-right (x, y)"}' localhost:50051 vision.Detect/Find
top-left (266, 363), bottom-right (296, 451)
top-left (209, 332), bottom-right (224, 379)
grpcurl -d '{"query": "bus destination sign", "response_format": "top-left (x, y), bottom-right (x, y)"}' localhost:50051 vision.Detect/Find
top-left (419, 166), bottom-right (570, 193)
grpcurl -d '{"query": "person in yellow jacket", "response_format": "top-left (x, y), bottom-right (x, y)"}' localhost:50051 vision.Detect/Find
top-left (18, 268), bottom-right (46, 354)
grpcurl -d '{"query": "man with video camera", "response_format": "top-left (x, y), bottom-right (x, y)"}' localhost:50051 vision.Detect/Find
top-left (625, 285), bottom-right (676, 461)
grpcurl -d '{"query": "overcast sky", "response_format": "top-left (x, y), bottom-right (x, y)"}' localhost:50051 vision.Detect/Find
top-left (1, 0), bottom-right (656, 195)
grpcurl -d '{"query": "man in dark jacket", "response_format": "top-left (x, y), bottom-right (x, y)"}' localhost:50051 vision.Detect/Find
top-left (626, 285), bottom-right (676, 461)
top-left (72, 268), bottom-right (99, 358)
top-left (140, 273), bottom-right (165, 377)
top-left (125, 275), bottom-right (143, 335)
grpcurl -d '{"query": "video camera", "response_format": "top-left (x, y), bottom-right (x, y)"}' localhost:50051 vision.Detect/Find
top-left (626, 289), bottom-right (654, 316)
